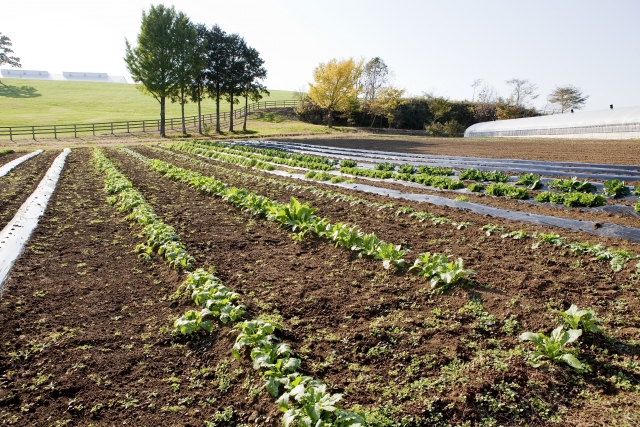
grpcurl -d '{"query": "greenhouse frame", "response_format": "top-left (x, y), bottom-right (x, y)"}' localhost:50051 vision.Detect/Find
top-left (464, 105), bottom-right (640, 139)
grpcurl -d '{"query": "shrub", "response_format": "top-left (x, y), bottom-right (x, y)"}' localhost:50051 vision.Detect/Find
top-left (425, 122), bottom-right (446, 137)
top-left (443, 120), bottom-right (465, 137)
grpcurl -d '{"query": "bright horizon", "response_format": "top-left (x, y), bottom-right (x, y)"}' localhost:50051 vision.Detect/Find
top-left (3, 0), bottom-right (640, 112)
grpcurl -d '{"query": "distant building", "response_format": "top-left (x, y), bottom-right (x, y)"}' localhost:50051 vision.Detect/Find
top-left (465, 106), bottom-right (640, 139)
top-left (0, 69), bottom-right (128, 83)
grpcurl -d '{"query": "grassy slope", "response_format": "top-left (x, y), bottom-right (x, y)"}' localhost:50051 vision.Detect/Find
top-left (0, 79), bottom-right (296, 127)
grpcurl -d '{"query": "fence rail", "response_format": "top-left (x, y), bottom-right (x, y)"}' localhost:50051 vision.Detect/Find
top-left (0, 99), bottom-right (299, 140)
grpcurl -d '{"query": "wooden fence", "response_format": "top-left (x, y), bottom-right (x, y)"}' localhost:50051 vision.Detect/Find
top-left (0, 99), bottom-right (299, 140)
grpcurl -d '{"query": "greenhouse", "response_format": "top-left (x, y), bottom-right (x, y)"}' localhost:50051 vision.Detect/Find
top-left (464, 105), bottom-right (640, 139)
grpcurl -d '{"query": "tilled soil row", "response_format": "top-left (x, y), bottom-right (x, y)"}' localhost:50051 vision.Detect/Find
top-left (0, 148), bottom-right (281, 426)
top-left (0, 151), bottom-right (27, 167)
top-left (118, 147), bottom-right (640, 425)
top-left (0, 150), bottom-right (60, 229)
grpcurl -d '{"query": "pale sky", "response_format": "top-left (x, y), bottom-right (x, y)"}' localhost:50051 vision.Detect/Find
top-left (3, 0), bottom-right (639, 111)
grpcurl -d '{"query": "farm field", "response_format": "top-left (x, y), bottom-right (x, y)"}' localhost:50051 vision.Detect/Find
top-left (1, 141), bottom-right (640, 426)
top-left (0, 79), bottom-right (297, 127)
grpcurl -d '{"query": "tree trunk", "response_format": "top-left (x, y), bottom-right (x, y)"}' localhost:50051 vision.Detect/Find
top-left (327, 110), bottom-right (333, 128)
top-left (229, 91), bottom-right (234, 132)
top-left (215, 84), bottom-right (221, 133)
top-left (180, 88), bottom-right (186, 134)
top-left (197, 85), bottom-right (202, 134)
top-left (243, 92), bottom-right (248, 132)
top-left (160, 97), bottom-right (166, 137)
top-left (370, 114), bottom-right (376, 127)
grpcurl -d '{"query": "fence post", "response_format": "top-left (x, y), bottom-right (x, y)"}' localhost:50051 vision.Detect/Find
top-left (143, 121), bottom-right (145, 133)
top-left (92, 123), bottom-right (95, 136)
top-left (74, 124), bottom-right (77, 138)
top-left (54, 125), bottom-right (57, 139)
top-left (111, 122), bottom-right (114, 134)
top-left (9, 128), bottom-right (12, 141)
top-left (171, 118), bottom-right (173, 130)
top-left (32, 126), bottom-right (35, 140)
top-left (127, 122), bottom-right (129, 133)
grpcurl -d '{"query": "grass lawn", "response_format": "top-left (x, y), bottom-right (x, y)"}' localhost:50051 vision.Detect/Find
top-left (0, 79), bottom-right (296, 127)
top-left (204, 111), bottom-right (352, 137)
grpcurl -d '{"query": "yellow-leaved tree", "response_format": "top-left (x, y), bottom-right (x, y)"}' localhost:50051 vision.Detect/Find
top-left (308, 58), bottom-right (364, 128)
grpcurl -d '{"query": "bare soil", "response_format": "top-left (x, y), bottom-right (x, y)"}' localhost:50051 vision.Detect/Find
top-left (285, 137), bottom-right (640, 165)
top-left (0, 151), bottom-right (27, 166)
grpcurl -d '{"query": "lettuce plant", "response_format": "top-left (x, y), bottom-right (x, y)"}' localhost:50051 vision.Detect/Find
top-left (501, 230), bottom-right (528, 240)
top-left (548, 177), bottom-right (596, 193)
top-left (554, 304), bottom-right (602, 334)
top-left (516, 173), bottom-right (541, 190)
top-left (603, 179), bottom-right (630, 198)
top-left (519, 326), bottom-right (585, 371)
top-left (481, 224), bottom-right (505, 236)
top-left (409, 252), bottom-right (475, 291)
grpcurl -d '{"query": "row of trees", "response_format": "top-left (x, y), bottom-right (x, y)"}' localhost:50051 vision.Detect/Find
top-left (300, 57), bottom-right (590, 135)
top-left (124, 4), bottom-right (267, 137)
top-left (472, 78), bottom-right (589, 120)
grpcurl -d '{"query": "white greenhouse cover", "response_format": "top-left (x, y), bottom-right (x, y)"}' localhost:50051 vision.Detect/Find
top-left (464, 105), bottom-right (640, 139)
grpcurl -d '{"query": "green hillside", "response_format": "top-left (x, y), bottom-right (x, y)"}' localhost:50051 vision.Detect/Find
top-left (0, 79), bottom-right (296, 127)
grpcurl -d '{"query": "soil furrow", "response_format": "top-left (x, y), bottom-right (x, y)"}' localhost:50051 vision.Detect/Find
top-left (0, 150), bottom-right (60, 228)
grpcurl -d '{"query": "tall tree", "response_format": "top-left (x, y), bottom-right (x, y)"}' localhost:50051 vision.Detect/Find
top-left (362, 57), bottom-right (390, 126)
top-left (505, 78), bottom-right (538, 110)
top-left (124, 4), bottom-right (179, 137)
top-left (308, 58), bottom-right (364, 128)
top-left (190, 24), bottom-right (209, 134)
top-left (223, 34), bottom-right (248, 132)
top-left (171, 14), bottom-right (204, 134)
top-left (1, 32), bottom-right (21, 84)
top-left (547, 85), bottom-right (589, 113)
top-left (240, 46), bottom-right (268, 132)
top-left (362, 57), bottom-right (390, 103)
top-left (203, 25), bottom-right (229, 133)
top-left (0, 33), bottom-right (21, 68)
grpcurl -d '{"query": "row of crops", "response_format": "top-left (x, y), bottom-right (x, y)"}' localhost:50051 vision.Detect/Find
top-left (170, 141), bottom-right (640, 211)
top-left (159, 144), bottom-right (639, 272)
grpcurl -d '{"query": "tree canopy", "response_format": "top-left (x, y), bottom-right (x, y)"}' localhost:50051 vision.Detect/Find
top-left (124, 4), bottom-right (180, 137)
top-left (0, 32), bottom-right (21, 83)
top-left (308, 58), bottom-right (364, 128)
top-left (547, 85), bottom-right (589, 113)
